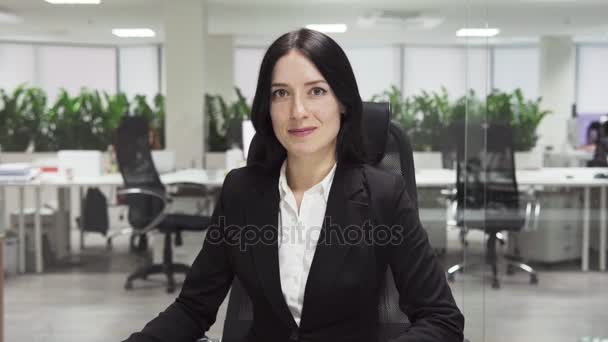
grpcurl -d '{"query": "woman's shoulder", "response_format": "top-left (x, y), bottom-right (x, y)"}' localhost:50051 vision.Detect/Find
top-left (222, 163), bottom-right (278, 192)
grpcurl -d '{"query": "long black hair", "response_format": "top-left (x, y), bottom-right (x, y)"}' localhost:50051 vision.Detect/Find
top-left (249, 28), bottom-right (366, 168)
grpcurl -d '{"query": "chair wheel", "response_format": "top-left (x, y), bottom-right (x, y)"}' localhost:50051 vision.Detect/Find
top-left (447, 273), bottom-right (455, 283)
top-left (506, 264), bottom-right (515, 275)
top-left (492, 279), bottom-right (500, 289)
top-left (530, 274), bottom-right (538, 285)
top-left (125, 281), bottom-right (133, 290)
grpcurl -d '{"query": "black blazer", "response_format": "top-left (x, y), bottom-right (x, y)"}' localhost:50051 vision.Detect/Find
top-left (124, 161), bottom-right (464, 342)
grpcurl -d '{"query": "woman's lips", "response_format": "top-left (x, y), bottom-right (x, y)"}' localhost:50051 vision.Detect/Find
top-left (288, 127), bottom-right (317, 137)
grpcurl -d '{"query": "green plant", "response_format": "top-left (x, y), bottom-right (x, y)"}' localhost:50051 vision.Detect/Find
top-left (370, 85), bottom-right (417, 130)
top-left (486, 91), bottom-right (513, 124)
top-left (371, 86), bottom-right (550, 152)
top-left (206, 87), bottom-right (251, 152)
top-left (511, 89), bottom-right (551, 151)
top-left (0, 85), bottom-right (166, 152)
top-left (153, 93), bottom-right (166, 148)
top-left (0, 86), bottom-right (27, 151)
top-left (0, 85), bottom-right (49, 152)
top-left (46, 88), bottom-right (109, 150)
top-left (450, 89), bottom-right (484, 124)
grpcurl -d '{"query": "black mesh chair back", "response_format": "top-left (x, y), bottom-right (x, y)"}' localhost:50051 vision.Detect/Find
top-left (451, 121), bottom-right (524, 233)
top-left (379, 120), bottom-right (418, 207)
top-left (223, 102), bottom-right (417, 342)
top-left (115, 115), bottom-right (165, 230)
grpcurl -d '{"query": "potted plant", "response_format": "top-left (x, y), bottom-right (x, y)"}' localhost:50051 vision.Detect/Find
top-left (205, 87), bottom-right (251, 168)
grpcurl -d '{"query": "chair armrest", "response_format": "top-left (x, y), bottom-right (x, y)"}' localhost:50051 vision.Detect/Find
top-left (117, 187), bottom-right (172, 235)
top-left (167, 182), bottom-right (210, 197)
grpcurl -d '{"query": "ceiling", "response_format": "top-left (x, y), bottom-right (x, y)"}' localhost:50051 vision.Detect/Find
top-left (0, 0), bottom-right (607, 45)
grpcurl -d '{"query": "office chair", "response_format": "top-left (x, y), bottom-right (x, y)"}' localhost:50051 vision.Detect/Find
top-left (444, 122), bottom-right (540, 289)
top-left (219, 102), bottom-right (421, 342)
top-left (114, 115), bottom-right (212, 293)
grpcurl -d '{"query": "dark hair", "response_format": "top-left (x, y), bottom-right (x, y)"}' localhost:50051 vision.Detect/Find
top-left (249, 28), bottom-right (366, 168)
top-left (588, 121), bottom-right (601, 144)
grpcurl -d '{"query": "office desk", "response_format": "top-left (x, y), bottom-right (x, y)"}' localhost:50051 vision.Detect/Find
top-left (415, 167), bottom-right (608, 271)
top-left (0, 169), bottom-right (226, 274)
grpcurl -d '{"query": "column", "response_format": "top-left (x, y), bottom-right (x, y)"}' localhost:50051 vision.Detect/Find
top-left (206, 35), bottom-right (235, 101)
top-left (536, 36), bottom-right (576, 151)
top-left (163, 0), bottom-right (207, 169)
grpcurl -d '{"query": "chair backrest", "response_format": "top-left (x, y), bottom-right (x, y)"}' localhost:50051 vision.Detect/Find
top-left (448, 121), bottom-right (523, 232)
top-left (222, 102), bottom-right (417, 342)
top-left (114, 115), bottom-right (165, 229)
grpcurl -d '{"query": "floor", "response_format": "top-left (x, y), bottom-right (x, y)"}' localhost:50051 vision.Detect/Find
top-left (4, 230), bottom-right (608, 342)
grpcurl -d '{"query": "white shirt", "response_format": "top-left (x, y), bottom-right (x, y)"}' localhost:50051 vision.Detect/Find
top-left (277, 159), bottom-right (337, 326)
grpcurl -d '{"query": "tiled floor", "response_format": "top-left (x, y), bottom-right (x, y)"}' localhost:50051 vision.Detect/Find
top-left (4, 231), bottom-right (608, 342)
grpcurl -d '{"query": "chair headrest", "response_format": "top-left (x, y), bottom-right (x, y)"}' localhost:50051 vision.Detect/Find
top-left (246, 101), bottom-right (391, 166)
top-left (361, 101), bottom-right (390, 165)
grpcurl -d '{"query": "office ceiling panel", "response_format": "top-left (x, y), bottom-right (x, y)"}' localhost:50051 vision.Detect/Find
top-left (0, 0), bottom-right (606, 44)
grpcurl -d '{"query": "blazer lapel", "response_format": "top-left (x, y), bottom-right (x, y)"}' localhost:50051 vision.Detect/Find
top-left (299, 162), bottom-right (371, 329)
top-left (247, 163), bottom-right (299, 329)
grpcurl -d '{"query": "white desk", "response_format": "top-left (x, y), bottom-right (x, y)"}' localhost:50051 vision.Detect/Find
top-left (2, 167), bottom-right (607, 273)
top-left (416, 167), bottom-right (608, 271)
top-left (0, 168), bottom-right (226, 274)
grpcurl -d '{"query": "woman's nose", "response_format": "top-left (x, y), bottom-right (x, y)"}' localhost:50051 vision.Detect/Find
top-left (290, 95), bottom-right (309, 120)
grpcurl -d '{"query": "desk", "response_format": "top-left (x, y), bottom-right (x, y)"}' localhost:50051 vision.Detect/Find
top-left (0, 169), bottom-right (226, 274)
top-left (415, 167), bottom-right (608, 271)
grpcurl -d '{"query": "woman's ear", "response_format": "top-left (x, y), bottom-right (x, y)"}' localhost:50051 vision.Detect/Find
top-left (339, 103), bottom-right (346, 116)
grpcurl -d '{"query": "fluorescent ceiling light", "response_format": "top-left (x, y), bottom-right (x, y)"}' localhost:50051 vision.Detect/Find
top-left (112, 28), bottom-right (155, 38)
top-left (305, 24), bottom-right (348, 33)
top-left (45, 0), bottom-right (101, 4)
top-left (456, 28), bottom-right (500, 37)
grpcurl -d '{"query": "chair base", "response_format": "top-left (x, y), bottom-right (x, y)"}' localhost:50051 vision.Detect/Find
top-left (124, 231), bottom-right (190, 293)
top-left (446, 260), bottom-right (538, 289)
top-left (125, 262), bottom-right (190, 293)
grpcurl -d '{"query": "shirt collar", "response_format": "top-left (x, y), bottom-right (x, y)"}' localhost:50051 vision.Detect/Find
top-left (278, 159), bottom-right (337, 202)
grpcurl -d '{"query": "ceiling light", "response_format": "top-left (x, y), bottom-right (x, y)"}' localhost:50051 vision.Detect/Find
top-left (305, 24), bottom-right (348, 33)
top-left (456, 28), bottom-right (500, 37)
top-left (112, 28), bottom-right (155, 38)
top-left (45, 0), bottom-right (101, 4)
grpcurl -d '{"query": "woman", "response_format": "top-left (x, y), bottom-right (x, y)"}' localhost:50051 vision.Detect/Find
top-left (124, 28), bottom-right (464, 342)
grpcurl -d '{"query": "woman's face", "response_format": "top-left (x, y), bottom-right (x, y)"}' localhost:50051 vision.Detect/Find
top-left (270, 50), bottom-right (344, 160)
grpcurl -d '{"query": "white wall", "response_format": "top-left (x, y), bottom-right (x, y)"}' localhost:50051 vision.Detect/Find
top-left (0, 44), bottom-right (36, 91)
top-left (493, 47), bottom-right (539, 98)
top-left (234, 47), bottom-right (265, 102)
top-left (403, 46), bottom-right (490, 100)
top-left (343, 46), bottom-right (401, 101)
top-left (118, 46), bottom-right (160, 101)
top-left (537, 37), bottom-right (576, 151)
top-left (577, 45), bottom-right (608, 113)
top-left (0, 42), bottom-right (162, 103)
top-left (37, 45), bottom-right (117, 101)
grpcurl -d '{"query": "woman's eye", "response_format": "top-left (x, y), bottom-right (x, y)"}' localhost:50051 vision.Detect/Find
top-left (311, 87), bottom-right (327, 96)
top-left (272, 89), bottom-right (288, 98)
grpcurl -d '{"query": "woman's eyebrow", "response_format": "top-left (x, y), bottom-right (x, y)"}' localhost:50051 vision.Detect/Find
top-left (304, 80), bottom-right (327, 86)
top-left (271, 80), bottom-right (327, 87)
